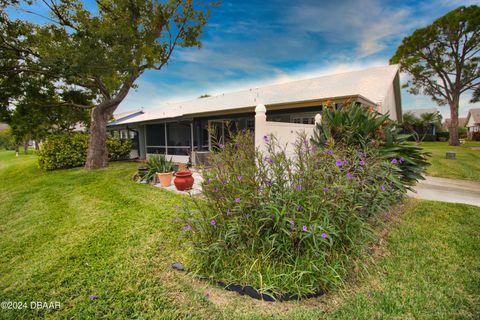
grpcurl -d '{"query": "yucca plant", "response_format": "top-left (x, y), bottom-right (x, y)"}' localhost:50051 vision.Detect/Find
top-left (141, 154), bottom-right (174, 182)
top-left (312, 103), bottom-right (429, 189)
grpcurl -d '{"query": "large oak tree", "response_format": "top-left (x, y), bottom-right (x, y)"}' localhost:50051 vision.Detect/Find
top-left (390, 5), bottom-right (480, 146)
top-left (1, 0), bottom-right (211, 168)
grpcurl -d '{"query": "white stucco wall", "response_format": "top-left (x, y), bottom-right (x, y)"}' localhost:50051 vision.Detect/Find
top-left (380, 81), bottom-right (398, 121)
top-left (255, 104), bottom-right (321, 156)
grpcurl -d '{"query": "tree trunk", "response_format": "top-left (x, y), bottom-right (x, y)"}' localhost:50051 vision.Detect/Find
top-left (23, 141), bottom-right (29, 154)
top-left (448, 97), bottom-right (460, 146)
top-left (85, 106), bottom-right (112, 169)
top-left (34, 140), bottom-right (40, 150)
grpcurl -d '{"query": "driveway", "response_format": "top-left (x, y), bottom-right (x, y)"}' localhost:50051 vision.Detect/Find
top-left (408, 176), bottom-right (480, 207)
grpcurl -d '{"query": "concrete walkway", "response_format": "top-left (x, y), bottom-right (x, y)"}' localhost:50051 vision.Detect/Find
top-left (408, 176), bottom-right (480, 207)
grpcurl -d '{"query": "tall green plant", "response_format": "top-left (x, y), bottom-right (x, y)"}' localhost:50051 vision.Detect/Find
top-left (177, 130), bottom-right (405, 298)
top-left (312, 104), bottom-right (429, 189)
top-left (142, 154), bottom-right (174, 182)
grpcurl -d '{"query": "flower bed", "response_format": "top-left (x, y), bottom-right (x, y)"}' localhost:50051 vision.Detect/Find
top-left (176, 128), bottom-right (410, 299)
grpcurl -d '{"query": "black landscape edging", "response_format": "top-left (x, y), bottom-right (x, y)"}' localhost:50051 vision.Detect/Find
top-left (170, 262), bottom-right (324, 302)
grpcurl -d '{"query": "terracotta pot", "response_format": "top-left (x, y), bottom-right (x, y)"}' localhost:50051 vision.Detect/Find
top-left (156, 172), bottom-right (173, 187)
top-left (174, 171), bottom-right (194, 191)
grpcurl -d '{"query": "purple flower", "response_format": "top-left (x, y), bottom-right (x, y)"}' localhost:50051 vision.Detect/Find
top-left (381, 185), bottom-right (385, 192)
top-left (269, 158), bottom-right (274, 164)
top-left (399, 157), bottom-right (405, 164)
top-left (207, 178), bottom-right (213, 185)
top-left (221, 180), bottom-right (227, 185)
top-left (210, 219), bottom-right (217, 226)
top-left (324, 187), bottom-right (329, 192)
top-left (328, 150), bottom-right (333, 155)
top-left (219, 144), bottom-right (224, 149)
top-left (263, 135), bottom-right (269, 142)
top-left (235, 197), bottom-right (241, 203)
top-left (296, 185), bottom-right (302, 191)
top-left (289, 220), bottom-right (295, 226)
top-left (335, 159), bottom-right (343, 167)
top-left (303, 138), bottom-right (309, 146)
top-left (303, 225), bottom-right (308, 232)
top-left (321, 233), bottom-right (327, 239)
top-left (177, 236), bottom-right (181, 241)
top-left (237, 175), bottom-right (242, 181)
top-left (391, 158), bottom-right (398, 164)
top-left (89, 295), bottom-right (98, 300)
top-left (297, 205), bottom-right (303, 211)
top-left (347, 172), bottom-right (352, 179)
top-left (359, 160), bottom-right (365, 166)
top-left (265, 180), bottom-right (273, 185)
top-left (242, 128), bottom-right (246, 134)
top-left (183, 225), bottom-right (191, 232)
top-left (212, 187), bottom-right (219, 193)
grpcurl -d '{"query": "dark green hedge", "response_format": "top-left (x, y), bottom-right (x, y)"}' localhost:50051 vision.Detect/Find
top-left (38, 133), bottom-right (131, 170)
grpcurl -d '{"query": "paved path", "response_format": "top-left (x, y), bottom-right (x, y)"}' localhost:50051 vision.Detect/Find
top-left (408, 176), bottom-right (480, 207)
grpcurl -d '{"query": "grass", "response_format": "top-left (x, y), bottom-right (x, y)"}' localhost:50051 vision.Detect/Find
top-left (418, 141), bottom-right (480, 181)
top-left (0, 150), bottom-right (479, 319)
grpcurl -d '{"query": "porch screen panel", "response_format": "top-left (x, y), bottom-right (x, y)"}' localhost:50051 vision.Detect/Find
top-left (167, 122), bottom-right (191, 155)
top-left (146, 123), bottom-right (166, 154)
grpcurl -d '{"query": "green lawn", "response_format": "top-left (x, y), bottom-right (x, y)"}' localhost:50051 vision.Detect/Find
top-left (0, 151), bottom-right (479, 319)
top-left (419, 141), bottom-right (480, 181)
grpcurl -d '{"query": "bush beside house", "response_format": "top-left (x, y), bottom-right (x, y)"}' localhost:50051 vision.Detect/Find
top-left (177, 104), bottom-right (428, 299)
top-left (38, 133), bottom-right (131, 170)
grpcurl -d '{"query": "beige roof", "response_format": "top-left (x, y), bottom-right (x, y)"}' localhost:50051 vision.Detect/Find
top-left (444, 117), bottom-right (467, 129)
top-left (111, 64), bottom-right (400, 126)
top-left (466, 108), bottom-right (480, 125)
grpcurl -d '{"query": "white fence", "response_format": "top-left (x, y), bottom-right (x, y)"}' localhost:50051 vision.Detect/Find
top-left (254, 104), bottom-right (321, 155)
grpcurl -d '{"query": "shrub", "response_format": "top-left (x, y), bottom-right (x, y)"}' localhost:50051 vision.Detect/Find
top-left (458, 127), bottom-right (467, 139)
top-left (38, 132), bottom-right (131, 170)
top-left (178, 131), bottom-right (405, 298)
top-left (471, 131), bottom-right (480, 141)
top-left (0, 128), bottom-right (15, 150)
top-left (312, 103), bottom-right (429, 189)
top-left (436, 131), bottom-right (449, 142)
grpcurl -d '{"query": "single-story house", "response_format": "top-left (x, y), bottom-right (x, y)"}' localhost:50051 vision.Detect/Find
top-left (466, 108), bottom-right (480, 139)
top-left (443, 117), bottom-right (467, 132)
top-left (108, 64), bottom-right (402, 163)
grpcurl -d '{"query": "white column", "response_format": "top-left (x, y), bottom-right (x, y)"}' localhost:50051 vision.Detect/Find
top-left (255, 104), bottom-right (267, 152)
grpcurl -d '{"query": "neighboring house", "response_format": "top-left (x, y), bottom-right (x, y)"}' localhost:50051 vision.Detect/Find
top-left (443, 117), bottom-right (467, 132)
top-left (466, 108), bottom-right (480, 139)
top-left (108, 65), bottom-right (402, 163)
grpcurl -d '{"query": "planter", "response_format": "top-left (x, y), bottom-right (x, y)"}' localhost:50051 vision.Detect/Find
top-left (138, 167), bottom-right (148, 178)
top-left (174, 171), bottom-right (194, 191)
top-left (156, 172), bottom-right (173, 187)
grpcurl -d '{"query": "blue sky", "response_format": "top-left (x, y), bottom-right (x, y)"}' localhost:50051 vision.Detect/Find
top-left (10, 0), bottom-right (480, 118)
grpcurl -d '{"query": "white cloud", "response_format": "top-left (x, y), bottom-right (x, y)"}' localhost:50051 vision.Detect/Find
top-left (285, 0), bottom-right (415, 56)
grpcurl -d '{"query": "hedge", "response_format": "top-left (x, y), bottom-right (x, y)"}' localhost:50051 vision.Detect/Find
top-left (38, 133), bottom-right (131, 170)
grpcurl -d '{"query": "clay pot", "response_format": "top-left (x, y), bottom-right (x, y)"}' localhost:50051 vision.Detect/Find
top-left (156, 172), bottom-right (173, 187)
top-left (174, 171), bottom-right (194, 191)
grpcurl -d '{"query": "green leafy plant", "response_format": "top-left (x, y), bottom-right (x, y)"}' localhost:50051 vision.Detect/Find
top-left (141, 154), bottom-right (174, 182)
top-left (312, 103), bottom-right (429, 189)
top-left (177, 130), bottom-right (405, 298)
top-left (0, 128), bottom-right (15, 150)
top-left (38, 133), bottom-right (131, 170)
